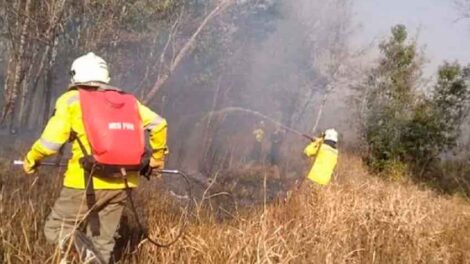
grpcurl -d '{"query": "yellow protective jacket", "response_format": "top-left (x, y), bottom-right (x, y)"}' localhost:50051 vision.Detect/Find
top-left (304, 138), bottom-right (338, 185)
top-left (25, 87), bottom-right (168, 190)
top-left (253, 128), bottom-right (265, 142)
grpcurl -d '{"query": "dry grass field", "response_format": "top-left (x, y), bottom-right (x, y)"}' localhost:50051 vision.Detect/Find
top-left (1, 153), bottom-right (470, 263)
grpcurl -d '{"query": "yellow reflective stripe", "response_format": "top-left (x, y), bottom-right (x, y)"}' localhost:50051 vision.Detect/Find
top-left (146, 115), bottom-right (165, 130)
top-left (39, 138), bottom-right (62, 152)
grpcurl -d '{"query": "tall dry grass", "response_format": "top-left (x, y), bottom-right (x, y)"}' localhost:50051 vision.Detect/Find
top-left (1, 153), bottom-right (470, 263)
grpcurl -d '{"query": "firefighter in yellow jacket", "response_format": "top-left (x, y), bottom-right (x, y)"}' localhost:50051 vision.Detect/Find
top-left (304, 129), bottom-right (338, 185)
top-left (22, 52), bottom-right (168, 263)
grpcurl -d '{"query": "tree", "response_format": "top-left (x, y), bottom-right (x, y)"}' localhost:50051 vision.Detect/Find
top-left (359, 24), bottom-right (470, 178)
top-left (360, 25), bottom-right (423, 171)
top-left (142, 0), bottom-right (236, 104)
top-left (403, 63), bottom-right (470, 175)
top-left (0, 0), bottom-right (187, 130)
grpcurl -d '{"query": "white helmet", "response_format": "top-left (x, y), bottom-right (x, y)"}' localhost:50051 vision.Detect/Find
top-left (324, 128), bottom-right (338, 142)
top-left (70, 52), bottom-right (110, 85)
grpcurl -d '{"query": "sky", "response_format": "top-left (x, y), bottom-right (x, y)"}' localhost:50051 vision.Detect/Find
top-left (354, 0), bottom-right (470, 75)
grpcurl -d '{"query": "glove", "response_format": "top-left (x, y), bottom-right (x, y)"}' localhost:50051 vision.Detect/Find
top-left (140, 152), bottom-right (165, 179)
top-left (146, 157), bottom-right (164, 179)
top-left (150, 147), bottom-right (167, 170)
top-left (150, 157), bottom-right (165, 170)
top-left (23, 156), bottom-right (38, 175)
top-left (304, 138), bottom-right (322, 157)
top-left (23, 145), bottom-right (47, 175)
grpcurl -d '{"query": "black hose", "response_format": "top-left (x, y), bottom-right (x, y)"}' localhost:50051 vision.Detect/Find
top-left (124, 169), bottom-right (193, 248)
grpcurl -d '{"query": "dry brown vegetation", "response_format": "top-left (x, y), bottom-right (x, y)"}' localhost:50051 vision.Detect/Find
top-left (1, 154), bottom-right (470, 263)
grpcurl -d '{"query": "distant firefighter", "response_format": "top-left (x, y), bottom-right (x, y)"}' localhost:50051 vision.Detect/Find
top-left (304, 129), bottom-right (338, 185)
top-left (269, 127), bottom-right (284, 166)
top-left (251, 121), bottom-right (265, 162)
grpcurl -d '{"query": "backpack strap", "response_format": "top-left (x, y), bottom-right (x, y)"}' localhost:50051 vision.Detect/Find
top-left (70, 132), bottom-right (101, 237)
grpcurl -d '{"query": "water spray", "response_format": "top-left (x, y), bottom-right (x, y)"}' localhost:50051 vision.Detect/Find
top-left (203, 107), bottom-right (316, 141)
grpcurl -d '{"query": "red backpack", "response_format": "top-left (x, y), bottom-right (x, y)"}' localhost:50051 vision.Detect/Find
top-left (78, 88), bottom-right (145, 170)
top-left (77, 87), bottom-right (146, 237)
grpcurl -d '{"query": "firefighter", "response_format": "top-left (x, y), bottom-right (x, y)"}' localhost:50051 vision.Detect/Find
top-left (251, 121), bottom-right (265, 162)
top-left (269, 126), bottom-right (284, 166)
top-left (304, 128), bottom-right (338, 185)
top-left (22, 52), bottom-right (168, 263)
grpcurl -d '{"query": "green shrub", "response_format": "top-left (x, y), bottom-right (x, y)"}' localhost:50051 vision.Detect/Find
top-left (360, 25), bottom-right (470, 180)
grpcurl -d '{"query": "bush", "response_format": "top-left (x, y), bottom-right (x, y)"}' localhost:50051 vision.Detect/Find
top-left (403, 63), bottom-right (470, 173)
top-left (360, 25), bottom-right (470, 180)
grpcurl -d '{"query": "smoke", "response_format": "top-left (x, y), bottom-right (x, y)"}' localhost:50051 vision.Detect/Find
top-left (0, 0), bottom-right (364, 170)
top-left (159, 0), bottom-right (363, 170)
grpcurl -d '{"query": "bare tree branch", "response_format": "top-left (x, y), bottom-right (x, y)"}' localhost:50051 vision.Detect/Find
top-left (143, 0), bottom-right (235, 104)
top-left (135, 12), bottom-right (182, 98)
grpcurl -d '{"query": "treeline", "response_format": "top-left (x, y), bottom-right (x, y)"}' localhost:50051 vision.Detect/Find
top-left (2, 1), bottom-right (470, 192)
top-left (0, 0), bottom-right (185, 129)
top-left (0, 0), bottom-right (280, 130)
top-left (0, 0), bottom-right (357, 170)
top-left (357, 25), bottom-right (470, 192)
